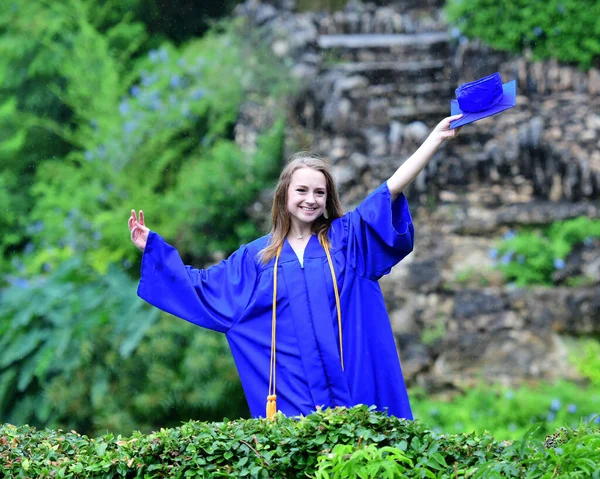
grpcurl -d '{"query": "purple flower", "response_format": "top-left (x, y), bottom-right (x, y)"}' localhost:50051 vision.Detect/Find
top-left (169, 75), bottom-right (181, 88)
top-left (489, 248), bottom-right (499, 260)
top-left (148, 49), bottom-right (159, 63)
top-left (31, 221), bottom-right (44, 233)
top-left (124, 121), bottom-right (137, 134)
top-left (517, 254), bottom-right (525, 264)
top-left (84, 151), bottom-right (94, 161)
top-left (158, 48), bottom-right (169, 62)
top-left (130, 85), bottom-right (141, 97)
top-left (150, 99), bottom-right (163, 111)
top-left (567, 404), bottom-right (577, 414)
top-left (501, 252), bottom-right (513, 265)
top-left (533, 26), bottom-right (544, 37)
top-left (119, 101), bottom-right (130, 116)
top-left (141, 73), bottom-right (157, 87)
top-left (546, 412), bottom-right (556, 422)
top-left (550, 399), bottom-right (561, 411)
top-left (12, 278), bottom-right (29, 289)
top-left (190, 88), bottom-right (205, 101)
top-left (504, 230), bottom-right (516, 240)
top-left (553, 258), bottom-right (565, 270)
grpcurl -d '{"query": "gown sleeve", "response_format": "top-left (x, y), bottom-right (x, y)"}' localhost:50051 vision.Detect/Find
top-left (344, 181), bottom-right (414, 281)
top-left (137, 231), bottom-right (258, 333)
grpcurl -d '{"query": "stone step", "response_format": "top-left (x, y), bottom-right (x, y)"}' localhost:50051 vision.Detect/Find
top-left (388, 102), bottom-right (450, 121)
top-left (318, 32), bottom-right (449, 50)
top-left (319, 32), bottom-right (450, 63)
top-left (326, 59), bottom-right (449, 84)
top-left (314, 4), bottom-right (447, 35)
top-left (348, 80), bottom-right (454, 100)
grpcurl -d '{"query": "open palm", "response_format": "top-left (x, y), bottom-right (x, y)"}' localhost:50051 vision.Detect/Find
top-left (128, 209), bottom-right (149, 251)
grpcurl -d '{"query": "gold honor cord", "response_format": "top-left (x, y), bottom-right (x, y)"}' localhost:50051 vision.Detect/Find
top-left (266, 239), bottom-right (343, 419)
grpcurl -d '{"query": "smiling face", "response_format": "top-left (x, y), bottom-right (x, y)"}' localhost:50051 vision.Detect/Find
top-left (286, 167), bottom-right (328, 227)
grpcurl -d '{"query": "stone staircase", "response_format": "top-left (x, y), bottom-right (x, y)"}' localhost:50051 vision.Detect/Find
top-left (314, 7), bottom-right (454, 128)
top-left (235, 0), bottom-right (600, 390)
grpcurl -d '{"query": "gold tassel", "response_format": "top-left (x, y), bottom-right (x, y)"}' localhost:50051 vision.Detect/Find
top-left (266, 394), bottom-right (277, 419)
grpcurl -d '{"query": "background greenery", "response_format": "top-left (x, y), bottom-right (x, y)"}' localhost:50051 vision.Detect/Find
top-left (445, 0), bottom-right (600, 70)
top-left (0, 0), bottom-right (598, 447)
top-left (0, 0), bottom-right (290, 435)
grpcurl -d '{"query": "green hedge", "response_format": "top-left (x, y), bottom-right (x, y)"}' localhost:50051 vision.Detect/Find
top-left (1, 406), bottom-right (599, 478)
top-left (445, 0), bottom-right (600, 70)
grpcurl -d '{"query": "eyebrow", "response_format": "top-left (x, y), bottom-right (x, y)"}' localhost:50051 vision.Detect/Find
top-left (294, 184), bottom-right (326, 189)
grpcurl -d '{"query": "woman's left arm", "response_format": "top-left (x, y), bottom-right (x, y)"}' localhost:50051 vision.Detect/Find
top-left (387, 114), bottom-right (462, 200)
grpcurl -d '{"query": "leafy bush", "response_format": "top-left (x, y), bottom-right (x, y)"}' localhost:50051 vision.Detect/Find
top-left (445, 0), bottom-right (600, 70)
top-left (1, 0), bottom-right (294, 273)
top-left (490, 218), bottom-right (600, 286)
top-left (411, 380), bottom-right (600, 442)
top-left (1, 0), bottom-right (294, 437)
top-left (1, 407), bottom-right (598, 478)
top-left (0, 258), bottom-right (158, 431)
top-left (0, 0), bottom-right (147, 267)
top-left (25, 18), bottom-right (291, 275)
top-left (0, 257), bottom-right (248, 436)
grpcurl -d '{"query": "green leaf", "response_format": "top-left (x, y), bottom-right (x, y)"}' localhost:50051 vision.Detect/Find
top-left (96, 442), bottom-right (107, 457)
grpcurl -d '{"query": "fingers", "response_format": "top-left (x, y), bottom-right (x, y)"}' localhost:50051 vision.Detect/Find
top-left (448, 113), bottom-right (463, 121)
top-left (129, 209), bottom-right (146, 229)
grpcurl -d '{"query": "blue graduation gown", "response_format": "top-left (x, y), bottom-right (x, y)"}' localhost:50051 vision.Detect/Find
top-left (138, 182), bottom-right (415, 419)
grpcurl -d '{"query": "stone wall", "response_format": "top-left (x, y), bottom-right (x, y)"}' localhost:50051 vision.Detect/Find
top-left (235, 0), bottom-right (600, 390)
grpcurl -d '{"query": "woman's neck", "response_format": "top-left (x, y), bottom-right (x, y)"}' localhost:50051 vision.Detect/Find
top-left (288, 224), bottom-right (312, 240)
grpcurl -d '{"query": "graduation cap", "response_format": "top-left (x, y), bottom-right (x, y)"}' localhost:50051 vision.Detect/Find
top-left (450, 72), bottom-right (516, 129)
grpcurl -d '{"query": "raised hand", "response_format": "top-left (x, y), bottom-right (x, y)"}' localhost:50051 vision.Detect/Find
top-left (128, 209), bottom-right (149, 251)
top-left (430, 114), bottom-right (462, 142)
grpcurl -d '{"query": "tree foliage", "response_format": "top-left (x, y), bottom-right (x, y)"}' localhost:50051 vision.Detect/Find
top-left (445, 0), bottom-right (600, 70)
top-left (0, 0), bottom-right (295, 434)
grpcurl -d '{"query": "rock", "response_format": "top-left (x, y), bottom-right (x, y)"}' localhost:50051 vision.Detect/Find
top-left (388, 121), bottom-right (404, 154)
top-left (403, 121), bottom-right (429, 143)
top-left (452, 290), bottom-right (505, 319)
top-left (405, 259), bottom-right (443, 293)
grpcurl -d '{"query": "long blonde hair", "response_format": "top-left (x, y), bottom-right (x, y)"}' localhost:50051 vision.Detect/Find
top-left (259, 153), bottom-right (343, 264)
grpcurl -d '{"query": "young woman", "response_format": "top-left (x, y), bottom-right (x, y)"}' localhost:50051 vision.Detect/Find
top-left (128, 114), bottom-right (461, 419)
